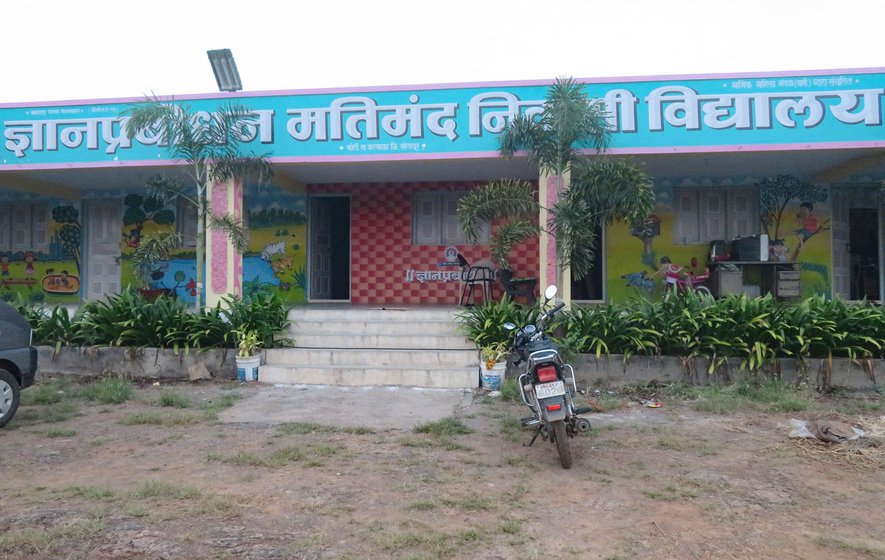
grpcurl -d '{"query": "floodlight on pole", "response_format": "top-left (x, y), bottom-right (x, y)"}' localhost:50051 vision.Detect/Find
top-left (207, 49), bottom-right (242, 92)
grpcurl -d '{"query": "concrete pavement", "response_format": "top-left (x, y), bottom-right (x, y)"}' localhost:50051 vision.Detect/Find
top-left (218, 383), bottom-right (478, 431)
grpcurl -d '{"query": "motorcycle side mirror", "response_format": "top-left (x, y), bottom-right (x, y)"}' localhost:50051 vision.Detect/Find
top-left (544, 285), bottom-right (557, 301)
top-left (503, 322), bottom-right (516, 331)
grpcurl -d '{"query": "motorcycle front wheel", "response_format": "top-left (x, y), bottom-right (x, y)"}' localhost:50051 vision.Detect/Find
top-left (551, 420), bottom-right (572, 469)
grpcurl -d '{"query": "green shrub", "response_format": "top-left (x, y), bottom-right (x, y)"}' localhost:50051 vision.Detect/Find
top-left (452, 293), bottom-right (885, 374)
top-left (455, 296), bottom-right (537, 347)
top-left (75, 289), bottom-right (192, 349)
top-left (219, 290), bottom-right (292, 349)
top-left (15, 286), bottom-right (292, 351)
top-left (563, 303), bottom-right (659, 359)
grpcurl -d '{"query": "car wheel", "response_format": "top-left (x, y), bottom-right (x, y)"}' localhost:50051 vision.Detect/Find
top-left (0, 368), bottom-right (21, 428)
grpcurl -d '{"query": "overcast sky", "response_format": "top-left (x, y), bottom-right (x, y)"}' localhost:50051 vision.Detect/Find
top-left (3, 0), bottom-right (882, 104)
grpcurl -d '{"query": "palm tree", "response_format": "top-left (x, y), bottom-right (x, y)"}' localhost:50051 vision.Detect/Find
top-left (458, 77), bottom-right (654, 282)
top-left (123, 97), bottom-right (273, 309)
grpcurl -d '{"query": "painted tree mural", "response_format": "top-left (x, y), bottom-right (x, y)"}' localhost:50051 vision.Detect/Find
top-left (759, 175), bottom-right (827, 240)
top-left (52, 205), bottom-right (81, 276)
top-left (758, 174), bottom-right (829, 262)
top-left (122, 194), bottom-right (175, 248)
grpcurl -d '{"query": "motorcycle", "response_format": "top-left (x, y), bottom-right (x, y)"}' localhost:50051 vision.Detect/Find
top-left (504, 285), bottom-right (592, 469)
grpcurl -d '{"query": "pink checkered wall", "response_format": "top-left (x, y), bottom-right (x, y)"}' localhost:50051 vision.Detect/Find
top-left (309, 182), bottom-right (540, 305)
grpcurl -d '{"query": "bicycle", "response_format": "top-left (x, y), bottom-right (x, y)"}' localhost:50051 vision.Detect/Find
top-left (663, 269), bottom-right (712, 300)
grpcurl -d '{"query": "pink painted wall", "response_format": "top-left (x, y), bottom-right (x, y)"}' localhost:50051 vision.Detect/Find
top-left (210, 182), bottom-right (229, 295)
top-left (309, 181), bottom-right (539, 305)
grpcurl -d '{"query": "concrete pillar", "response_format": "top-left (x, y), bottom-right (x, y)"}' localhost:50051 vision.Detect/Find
top-left (205, 177), bottom-right (243, 309)
top-left (538, 170), bottom-right (572, 305)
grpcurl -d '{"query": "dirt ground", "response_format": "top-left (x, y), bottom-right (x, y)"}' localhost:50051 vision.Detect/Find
top-left (1, 379), bottom-right (883, 560)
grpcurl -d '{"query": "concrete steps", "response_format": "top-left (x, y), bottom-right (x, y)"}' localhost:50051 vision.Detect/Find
top-left (261, 306), bottom-right (479, 389)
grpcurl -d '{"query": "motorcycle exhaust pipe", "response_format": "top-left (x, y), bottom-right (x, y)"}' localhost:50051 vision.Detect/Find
top-left (575, 418), bottom-right (592, 432)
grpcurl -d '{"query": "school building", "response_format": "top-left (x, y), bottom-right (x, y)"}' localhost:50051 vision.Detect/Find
top-left (1, 67), bottom-right (883, 307)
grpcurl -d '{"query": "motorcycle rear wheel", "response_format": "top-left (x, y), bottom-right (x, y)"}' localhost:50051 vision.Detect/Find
top-left (551, 420), bottom-right (572, 469)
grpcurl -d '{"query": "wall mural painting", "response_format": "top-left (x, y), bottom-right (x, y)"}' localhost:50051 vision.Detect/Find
top-left (606, 177), bottom-right (832, 303)
top-left (119, 193), bottom-right (198, 305)
top-left (243, 184), bottom-right (308, 304)
top-left (1, 201), bottom-right (81, 305)
top-left (759, 175), bottom-right (832, 296)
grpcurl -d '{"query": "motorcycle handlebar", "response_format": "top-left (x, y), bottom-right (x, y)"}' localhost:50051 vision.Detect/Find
top-left (511, 302), bottom-right (566, 349)
top-left (541, 302), bottom-right (565, 322)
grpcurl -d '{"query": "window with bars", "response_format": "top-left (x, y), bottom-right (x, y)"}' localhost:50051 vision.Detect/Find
top-left (672, 186), bottom-right (759, 244)
top-left (411, 192), bottom-right (489, 245)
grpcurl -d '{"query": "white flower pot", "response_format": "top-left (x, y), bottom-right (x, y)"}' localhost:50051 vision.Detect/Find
top-left (480, 361), bottom-right (506, 390)
top-left (236, 354), bottom-right (261, 382)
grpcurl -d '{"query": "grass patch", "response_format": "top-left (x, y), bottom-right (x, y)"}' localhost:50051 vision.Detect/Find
top-left (735, 381), bottom-right (811, 412)
top-left (506, 481), bottom-right (530, 502)
top-left (500, 516), bottom-right (523, 534)
top-left (190, 495), bottom-right (242, 518)
top-left (499, 378), bottom-right (522, 403)
top-left (814, 535), bottom-right (885, 557)
top-left (38, 401), bottom-right (78, 423)
top-left (209, 446), bottom-right (312, 468)
top-left (459, 529), bottom-right (479, 542)
top-left (121, 411), bottom-right (202, 426)
top-left (62, 485), bottom-right (118, 501)
top-left (689, 386), bottom-right (744, 414)
top-left (132, 480), bottom-right (202, 500)
top-left (126, 503), bottom-right (150, 518)
top-left (414, 417), bottom-right (472, 437)
top-left (499, 416), bottom-right (524, 443)
top-left (80, 376), bottom-right (133, 404)
top-left (408, 500), bottom-right (436, 511)
top-left (412, 417), bottom-right (473, 451)
top-left (595, 393), bottom-right (627, 411)
top-left (442, 495), bottom-right (494, 512)
top-left (399, 437), bottom-right (435, 448)
top-left (374, 529), bottom-right (457, 558)
top-left (157, 389), bottom-right (191, 408)
top-left (642, 484), bottom-right (698, 501)
top-left (656, 434), bottom-right (687, 451)
top-left (277, 422), bottom-right (374, 435)
top-left (696, 440), bottom-right (719, 456)
top-left (278, 421), bottom-right (339, 434)
top-left (44, 428), bottom-right (77, 438)
top-left (16, 400), bottom-right (79, 425)
top-left (21, 378), bottom-right (72, 405)
top-left (197, 391), bottom-right (243, 422)
top-left (677, 381), bottom-right (814, 414)
top-left (0, 519), bottom-right (104, 556)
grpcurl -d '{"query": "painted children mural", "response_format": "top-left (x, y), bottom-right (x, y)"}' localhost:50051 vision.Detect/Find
top-left (606, 175), bottom-right (832, 302)
top-left (0, 201), bottom-right (82, 304)
top-left (791, 201), bottom-right (829, 261)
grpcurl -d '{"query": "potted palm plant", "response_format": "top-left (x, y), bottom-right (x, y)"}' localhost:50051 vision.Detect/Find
top-left (234, 328), bottom-right (262, 382)
top-left (479, 340), bottom-right (509, 390)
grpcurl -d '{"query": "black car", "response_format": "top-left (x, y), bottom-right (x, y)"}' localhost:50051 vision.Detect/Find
top-left (0, 300), bottom-right (38, 428)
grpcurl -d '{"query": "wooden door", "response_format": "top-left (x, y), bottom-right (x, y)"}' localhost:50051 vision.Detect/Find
top-left (86, 200), bottom-right (122, 301)
top-left (310, 198), bottom-right (332, 300)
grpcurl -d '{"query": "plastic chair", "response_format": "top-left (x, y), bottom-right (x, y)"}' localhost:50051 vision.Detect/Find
top-left (457, 254), bottom-right (494, 306)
